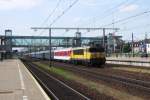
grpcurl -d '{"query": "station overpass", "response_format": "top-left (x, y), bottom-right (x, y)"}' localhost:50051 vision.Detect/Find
top-left (0, 35), bottom-right (105, 48)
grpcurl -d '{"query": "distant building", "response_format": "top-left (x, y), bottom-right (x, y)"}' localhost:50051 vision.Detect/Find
top-left (145, 39), bottom-right (150, 53)
top-left (133, 41), bottom-right (142, 53)
top-left (129, 39), bottom-right (150, 54)
top-left (107, 33), bottom-right (123, 53)
top-left (88, 33), bottom-right (123, 53)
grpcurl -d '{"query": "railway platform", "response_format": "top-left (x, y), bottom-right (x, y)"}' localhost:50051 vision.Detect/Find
top-left (106, 57), bottom-right (150, 67)
top-left (0, 59), bottom-right (50, 100)
top-left (106, 57), bottom-right (150, 62)
top-left (107, 57), bottom-right (150, 62)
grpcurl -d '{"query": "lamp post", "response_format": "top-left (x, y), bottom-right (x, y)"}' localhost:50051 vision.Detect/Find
top-left (32, 27), bottom-right (52, 67)
top-left (49, 28), bottom-right (52, 67)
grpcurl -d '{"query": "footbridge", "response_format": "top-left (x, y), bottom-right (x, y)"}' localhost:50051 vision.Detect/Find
top-left (0, 35), bottom-right (104, 48)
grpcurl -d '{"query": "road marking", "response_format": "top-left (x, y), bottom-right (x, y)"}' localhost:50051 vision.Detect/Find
top-left (17, 61), bottom-right (25, 90)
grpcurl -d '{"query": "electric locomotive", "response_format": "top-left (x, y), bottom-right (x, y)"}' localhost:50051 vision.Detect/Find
top-left (71, 46), bottom-right (106, 66)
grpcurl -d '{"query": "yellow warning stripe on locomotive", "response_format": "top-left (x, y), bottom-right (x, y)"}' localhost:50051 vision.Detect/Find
top-left (71, 52), bottom-right (105, 60)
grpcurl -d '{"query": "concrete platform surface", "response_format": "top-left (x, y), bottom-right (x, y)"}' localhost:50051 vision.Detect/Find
top-left (107, 57), bottom-right (150, 62)
top-left (0, 59), bottom-right (50, 100)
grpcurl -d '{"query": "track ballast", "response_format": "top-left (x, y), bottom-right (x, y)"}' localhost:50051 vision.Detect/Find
top-left (23, 60), bottom-right (91, 100)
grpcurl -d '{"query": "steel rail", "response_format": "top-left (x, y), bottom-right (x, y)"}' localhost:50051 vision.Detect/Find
top-left (23, 62), bottom-right (59, 100)
top-left (25, 61), bottom-right (91, 100)
top-left (52, 62), bottom-right (150, 92)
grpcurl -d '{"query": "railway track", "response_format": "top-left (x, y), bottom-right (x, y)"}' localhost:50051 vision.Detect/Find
top-left (22, 60), bottom-right (91, 100)
top-left (47, 61), bottom-right (150, 93)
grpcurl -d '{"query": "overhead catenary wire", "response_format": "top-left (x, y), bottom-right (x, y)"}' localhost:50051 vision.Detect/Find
top-left (116, 11), bottom-right (150, 32)
top-left (37, 0), bottom-right (62, 36)
top-left (49, 0), bottom-right (79, 27)
top-left (76, 0), bottom-right (138, 35)
top-left (97, 0), bottom-right (130, 19)
top-left (101, 10), bottom-right (150, 27)
top-left (40, 0), bottom-right (62, 27)
top-left (83, 10), bottom-right (150, 37)
top-left (100, 0), bottom-right (139, 19)
top-left (38, 0), bottom-right (79, 36)
top-left (119, 23), bottom-right (150, 32)
top-left (108, 0), bottom-right (139, 29)
top-left (95, 0), bottom-right (140, 30)
top-left (80, 0), bottom-right (137, 27)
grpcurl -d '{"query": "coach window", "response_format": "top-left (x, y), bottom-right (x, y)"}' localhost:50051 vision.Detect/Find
top-left (73, 49), bottom-right (84, 55)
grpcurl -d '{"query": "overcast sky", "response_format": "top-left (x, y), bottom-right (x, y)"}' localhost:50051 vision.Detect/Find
top-left (0, 0), bottom-right (150, 41)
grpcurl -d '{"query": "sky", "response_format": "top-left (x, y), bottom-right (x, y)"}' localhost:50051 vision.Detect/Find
top-left (0, 0), bottom-right (150, 41)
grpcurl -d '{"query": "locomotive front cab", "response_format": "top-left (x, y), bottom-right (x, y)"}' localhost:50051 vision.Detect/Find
top-left (88, 46), bottom-right (106, 65)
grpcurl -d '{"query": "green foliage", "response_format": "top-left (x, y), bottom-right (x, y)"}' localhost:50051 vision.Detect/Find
top-left (33, 62), bottom-right (72, 79)
top-left (123, 43), bottom-right (131, 53)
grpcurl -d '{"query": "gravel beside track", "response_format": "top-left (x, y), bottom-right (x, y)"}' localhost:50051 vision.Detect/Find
top-left (41, 61), bottom-right (150, 99)
top-left (103, 64), bottom-right (150, 82)
top-left (51, 61), bottom-right (150, 82)
top-left (90, 64), bottom-right (150, 82)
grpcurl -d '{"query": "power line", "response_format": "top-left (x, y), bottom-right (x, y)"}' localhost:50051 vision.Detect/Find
top-left (36, 0), bottom-right (62, 36)
top-left (78, 0), bottom-right (138, 28)
top-left (119, 23), bottom-right (150, 32)
top-left (84, 9), bottom-right (149, 36)
top-left (101, 10), bottom-right (150, 27)
top-left (112, 9), bottom-right (150, 32)
top-left (107, 0), bottom-right (139, 28)
top-left (101, 0), bottom-right (130, 17)
top-left (81, 0), bottom-right (130, 26)
top-left (96, 0), bottom-right (139, 28)
top-left (49, 0), bottom-right (79, 27)
top-left (40, 0), bottom-right (62, 27)
top-left (37, 0), bottom-right (62, 36)
top-left (102, 0), bottom-right (139, 18)
top-left (38, 0), bottom-right (79, 36)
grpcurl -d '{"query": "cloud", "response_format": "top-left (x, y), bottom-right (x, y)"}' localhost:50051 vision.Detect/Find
top-left (119, 4), bottom-right (139, 12)
top-left (0, 0), bottom-right (42, 10)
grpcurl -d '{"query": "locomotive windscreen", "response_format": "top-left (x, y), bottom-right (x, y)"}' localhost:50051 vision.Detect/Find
top-left (89, 47), bottom-right (104, 52)
top-left (73, 49), bottom-right (84, 55)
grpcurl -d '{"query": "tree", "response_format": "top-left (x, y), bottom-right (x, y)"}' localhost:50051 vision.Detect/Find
top-left (123, 43), bottom-right (131, 53)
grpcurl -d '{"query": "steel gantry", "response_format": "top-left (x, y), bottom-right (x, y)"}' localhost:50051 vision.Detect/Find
top-left (31, 27), bottom-right (119, 67)
top-left (31, 27), bottom-right (119, 48)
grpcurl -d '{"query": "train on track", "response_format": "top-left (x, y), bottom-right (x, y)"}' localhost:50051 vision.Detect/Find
top-left (25, 46), bottom-right (106, 67)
